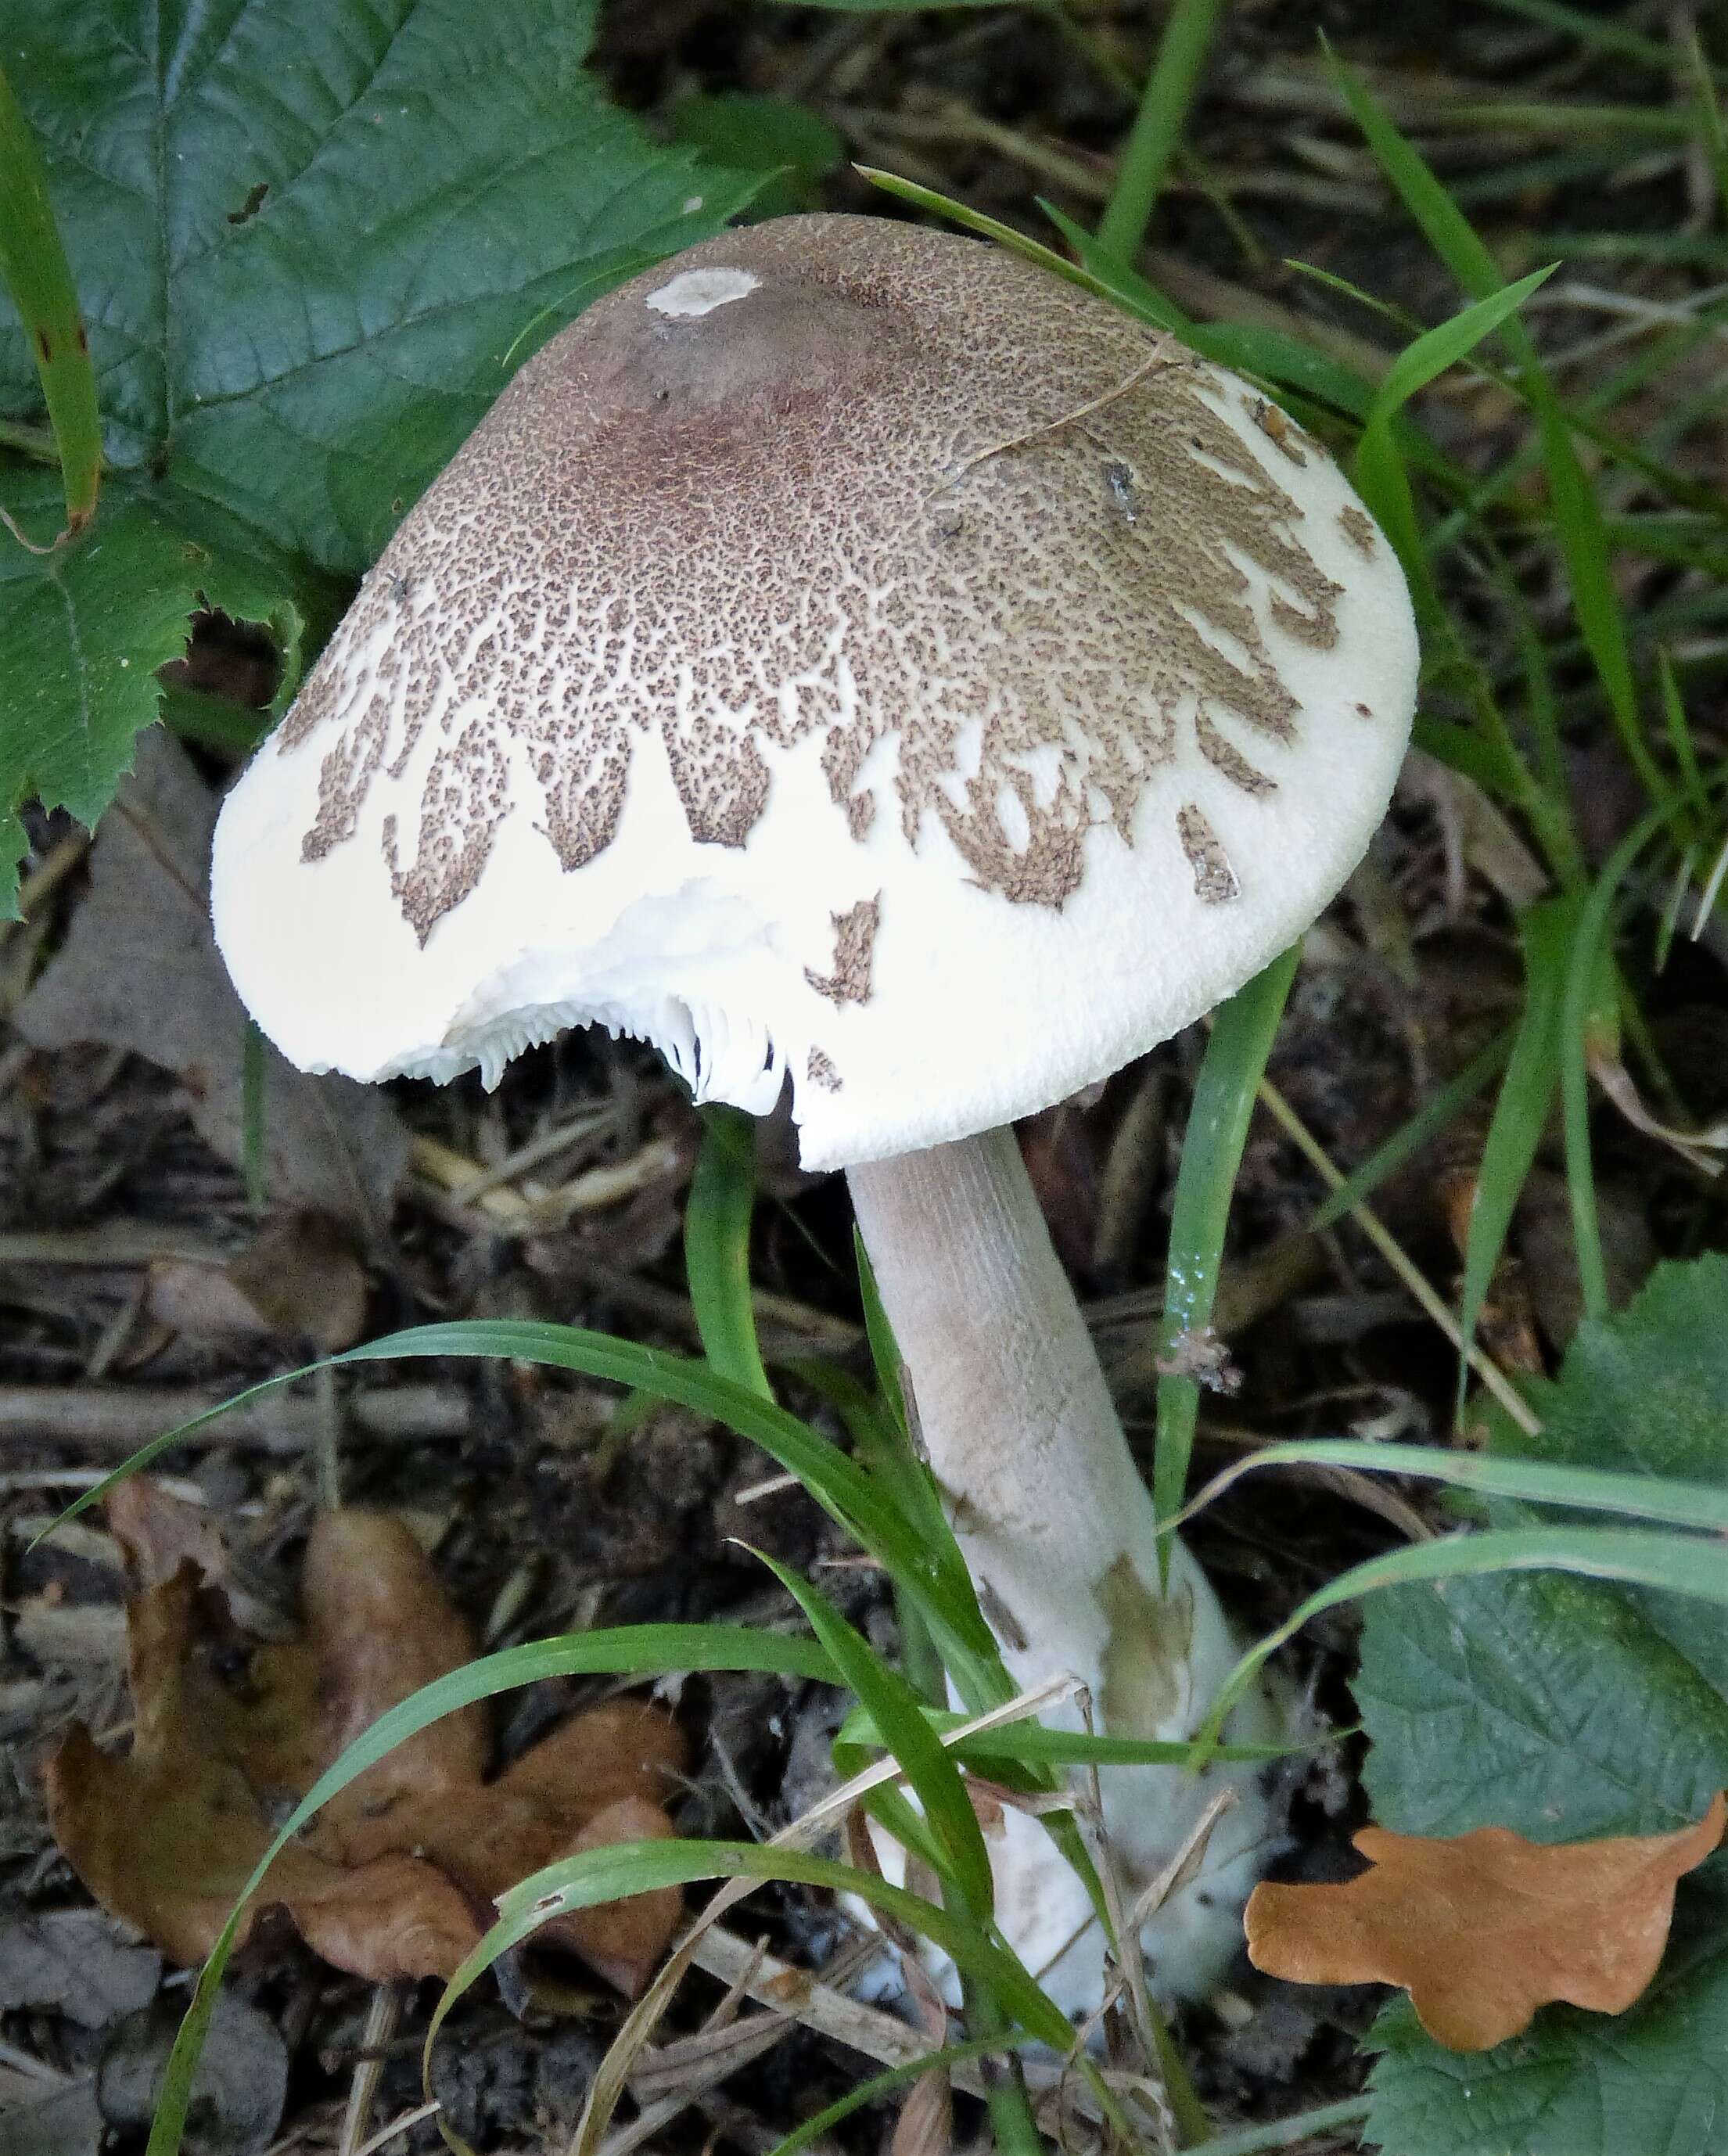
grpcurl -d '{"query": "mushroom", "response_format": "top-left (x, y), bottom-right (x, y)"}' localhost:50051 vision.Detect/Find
top-left (212, 214), bottom-right (1417, 2010)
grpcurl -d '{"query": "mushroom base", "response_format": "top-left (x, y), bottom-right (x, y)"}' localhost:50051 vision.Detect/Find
top-left (846, 1126), bottom-right (1288, 2006)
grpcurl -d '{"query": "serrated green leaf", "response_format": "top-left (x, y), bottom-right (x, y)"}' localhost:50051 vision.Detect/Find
top-left (1356, 1567), bottom-right (1728, 1842)
top-left (1356, 1257), bottom-right (1728, 2155)
top-left (0, 462), bottom-right (325, 910)
top-left (0, 0), bottom-right (755, 908)
top-left (1, 0), bottom-right (751, 576)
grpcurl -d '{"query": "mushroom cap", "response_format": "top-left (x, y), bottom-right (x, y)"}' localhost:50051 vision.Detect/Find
top-left (213, 214), bottom-right (1417, 1171)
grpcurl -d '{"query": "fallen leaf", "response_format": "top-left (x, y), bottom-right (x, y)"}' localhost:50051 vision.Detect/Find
top-left (15, 731), bottom-right (407, 1238)
top-left (1245, 1794), bottom-right (1726, 2050)
top-left (45, 1493), bottom-right (687, 1994)
top-left (148, 1213), bottom-right (369, 1352)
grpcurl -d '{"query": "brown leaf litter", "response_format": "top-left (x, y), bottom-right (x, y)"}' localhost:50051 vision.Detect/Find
top-left (45, 1481), bottom-right (687, 1996)
top-left (14, 730), bottom-right (407, 1239)
top-left (1245, 1794), bottom-right (1726, 2049)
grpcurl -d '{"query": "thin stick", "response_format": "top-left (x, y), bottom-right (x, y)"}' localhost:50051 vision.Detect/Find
top-left (937, 339), bottom-right (1180, 491)
top-left (1254, 1074), bottom-right (1543, 1438)
top-left (348, 2100), bottom-right (441, 2156)
top-left (338, 1985), bottom-right (403, 2156)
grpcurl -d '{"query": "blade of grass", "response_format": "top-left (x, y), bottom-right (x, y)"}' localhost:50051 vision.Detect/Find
top-left (1327, 45), bottom-right (1672, 814)
top-left (45, 1321), bottom-right (1008, 1700)
top-left (762, 1553), bottom-right (994, 1921)
top-left (854, 1232), bottom-right (908, 1436)
top-left (1195, 1522), bottom-right (1728, 1755)
top-left (428, 1838), bottom-right (1076, 2072)
top-left (1171, 1439), bottom-right (1728, 1540)
top-left (0, 59), bottom-right (99, 539)
top-left (1453, 897), bottom-right (1572, 1410)
top-left (1095, 0), bottom-right (1227, 262)
top-left (1349, 267), bottom-right (1556, 617)
top-left (686, 1105), bottom-right (771, 1401)
top-left (759, 1555), bottom-right (1047, 2151)
top-left (1310, 1029), bottom-right (1512, 1231)
top-left (1561, 805), bottom-right (1676, 1325)
top-left (1154, 944), bottom-right (1301, 1574)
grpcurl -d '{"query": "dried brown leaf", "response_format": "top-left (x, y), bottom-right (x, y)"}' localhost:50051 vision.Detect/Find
top-left (14, 733), bottom-right (406, 1238)
top-left (1245, 1794), bottom-right (1726, 2050)
top-left (45, 1495), bottom-right (687, 1993)
top-left (146, 1213), bottom-right (368, 1352)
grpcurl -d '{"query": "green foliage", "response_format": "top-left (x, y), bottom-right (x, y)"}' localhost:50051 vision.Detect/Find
top-left (0, 0), bottom-right (754, 907)
top-left (1154, 944), bottom-right (1299, 1564)
top-left (1366, 1872), bottom-right (1728, 2156)
top-left (0, 59), bottom-right (99, 535)
top-left (1358, 1258), bottom-right (1728, 2151)
top-left (685, 1106), bottom-right (774, 1403)
top-left (665, 94), bottom-right (844, 218)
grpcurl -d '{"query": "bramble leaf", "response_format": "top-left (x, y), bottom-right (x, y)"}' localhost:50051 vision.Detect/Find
top-left (0, 0), bottom-right (753, 907)
top-left (1358, 1256), bottom-right (1728, 2148)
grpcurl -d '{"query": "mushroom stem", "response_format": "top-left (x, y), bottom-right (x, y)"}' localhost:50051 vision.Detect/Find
top-left (846, 1125), bottom-right (1284, 2002)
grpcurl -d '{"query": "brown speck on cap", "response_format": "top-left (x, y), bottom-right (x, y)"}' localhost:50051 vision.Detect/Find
top-left (1176, 805), bottom-right (1241, 904)
top-left (805, 896), bottom-right (881, 1006)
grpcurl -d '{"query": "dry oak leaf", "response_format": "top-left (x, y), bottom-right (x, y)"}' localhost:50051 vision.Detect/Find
top-left (45, 1497), bottom-right (686, 1996)
top-left (1245, 1792), bottom-right (1726, 2050)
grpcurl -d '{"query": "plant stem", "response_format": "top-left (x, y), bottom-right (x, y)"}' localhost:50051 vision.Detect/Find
top-left (1097, 0), bottom-right (1228, 263)
top-left (1184, 2094), bottom-right (1373, 2155)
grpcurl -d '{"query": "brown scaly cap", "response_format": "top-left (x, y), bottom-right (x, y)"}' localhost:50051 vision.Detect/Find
top-left (213, 215), bottom-right (1417, 1170)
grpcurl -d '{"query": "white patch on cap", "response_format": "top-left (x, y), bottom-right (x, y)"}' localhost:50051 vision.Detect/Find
top-left (646, 266), bottom-right (760, 318)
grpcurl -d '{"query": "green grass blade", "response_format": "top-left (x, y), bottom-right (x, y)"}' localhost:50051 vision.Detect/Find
top-left (143, 1622), bottom-right (839, 2156)
top-left (854, 1233), bottom-right (908, 1436)
top-left (686, 1105), bottom-right (771, 1401)
top-left (1366, 267), bottom-right (1556, 419)
top-left (1154, 945), bottom-right (1302, 1569)
top-left (0, 59), bottom-right (99, 537)
top-left (1561, 808), bottom-right (1673, 1324)
top-left (1327, 46), bottom-right (1669, 811)
top-left (433, 1841), bottom-right (1076, 2061)
top-left (764, 2036), bottom-right (1006, 2156)
top-left (1196, 1524), bottom-right (1728, 1754)
top-left (1310, 1029), bottom-right (1512, 1231)
top-left (1454, 898), bottom-right (1572, 1403)
top-left (49, 1323), bottom-right (951, 1611)
top-left (1658, 647), bottom-right (1707, 819)
top-left (45, 1317), bottom-right (1020, 1723)
top-left (758, 1553), bottom-right (996, 1921)
top-left (838, 1701), bottom-right (1322, 1771)
top-left (1095, 0), bottom-right (1227, 262)
top-left (1176, 1438), bottom-right (1728, 1538)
